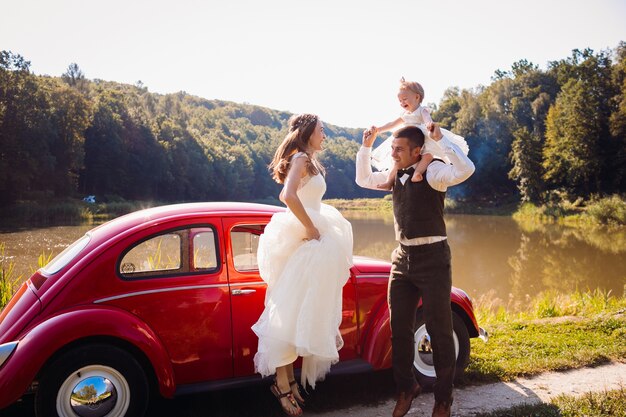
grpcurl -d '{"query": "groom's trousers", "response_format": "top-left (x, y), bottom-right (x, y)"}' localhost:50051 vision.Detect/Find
top-left (388, 239), bottom-right (455, 403)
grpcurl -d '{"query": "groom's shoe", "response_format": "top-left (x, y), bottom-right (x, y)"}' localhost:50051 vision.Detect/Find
top-left (432, 398), bottom-right (453, 417)
top-left (392, 383), bottom-right (421, 417)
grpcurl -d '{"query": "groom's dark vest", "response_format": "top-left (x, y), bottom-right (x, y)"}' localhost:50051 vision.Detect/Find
top-left (392, 162), bottom-right (447, 241)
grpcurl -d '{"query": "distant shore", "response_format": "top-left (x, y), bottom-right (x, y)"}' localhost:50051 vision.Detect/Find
top-left (1, 194), bottom-right (623, 229)
top-left (324, 196), bottom-right (519, 216)
top-left (328, 194), bottom-right (625, 228)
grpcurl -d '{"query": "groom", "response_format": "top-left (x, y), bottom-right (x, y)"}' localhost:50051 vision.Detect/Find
top-left (355, 124), bottom-right (474, 417)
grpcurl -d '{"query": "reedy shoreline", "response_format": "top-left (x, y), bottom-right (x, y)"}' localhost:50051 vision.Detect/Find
top-left (2, 193), bottom-right (623, 228)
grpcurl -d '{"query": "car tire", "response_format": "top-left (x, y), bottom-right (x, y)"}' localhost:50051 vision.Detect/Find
top-left (412, 310), bottom-right (470, 389)
top-left (34, 343), bottom-right (149, 417)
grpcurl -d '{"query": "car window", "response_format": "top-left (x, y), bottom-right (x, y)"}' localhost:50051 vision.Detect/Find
top-left (192, 229), bottom-right (218, 271)
top-left (231, 224), bottom-right (265, 271)
top-left (42, 234), bottom-right (91, 275)
top-left (119, 225), bottom-right (220, 279)
top-left (120, 233), bottom-right (182, 277)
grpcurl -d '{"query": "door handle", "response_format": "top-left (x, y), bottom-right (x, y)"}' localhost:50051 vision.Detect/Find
top-left (232, 289), bottom-right (256, 296)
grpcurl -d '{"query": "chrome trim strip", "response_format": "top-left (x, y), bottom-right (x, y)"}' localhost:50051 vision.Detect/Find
top-left (94, 284), bottom-right (225, 303)
top-left (232, 289), bottom-right (257, 296)
top-left (355, 274), bottom-right (389, 279)
top-left (0, 341), bottom-right (18, 368)
top-left (229, 281), bottom-right (266, 287)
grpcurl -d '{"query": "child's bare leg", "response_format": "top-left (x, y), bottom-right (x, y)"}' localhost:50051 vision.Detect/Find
top-left (377, 166), bottom-right (397, 190)
top-left (411, 153), bottom-right (433, 182)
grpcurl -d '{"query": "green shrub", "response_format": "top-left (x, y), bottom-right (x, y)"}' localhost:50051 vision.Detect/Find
top-left (2, 200), bottom-right (90, 226)
top-left (99, 201), bottom-right (144, 217)
top-left (585, 195), bottom-right (626, 226)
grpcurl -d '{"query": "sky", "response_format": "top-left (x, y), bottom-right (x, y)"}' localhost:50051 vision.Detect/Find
top-left (2, 0), bottom-right (625, 129)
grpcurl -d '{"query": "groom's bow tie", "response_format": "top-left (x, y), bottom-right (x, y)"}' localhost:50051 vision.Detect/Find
top-left (397, 167), bottom-right (415, 177)
top-left (397, 167), bottom-right (415, 186)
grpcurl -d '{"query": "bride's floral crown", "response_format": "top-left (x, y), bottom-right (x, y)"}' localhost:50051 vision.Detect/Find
top-left (290, 114), bottom-right (318, 131)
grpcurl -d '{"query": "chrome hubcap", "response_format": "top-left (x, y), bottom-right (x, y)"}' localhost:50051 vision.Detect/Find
top-left (70, 376), bottom-right (117, 416)
top-left (413, 324), bottom-right (459, 378)
top-left (57, 365), bottom-right (130, 417)
top-left (417, 333), bottom-right (434, 367)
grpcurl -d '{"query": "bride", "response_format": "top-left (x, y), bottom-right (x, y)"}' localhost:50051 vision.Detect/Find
top-left (252, 113), bottom-right (353, 416)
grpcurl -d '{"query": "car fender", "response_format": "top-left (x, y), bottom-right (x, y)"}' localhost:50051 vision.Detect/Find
top-left (360, 292), bottom-right (479, 370)
top-left (451, 289), bottom-right (480, 337)
top-left (0, 306), bottom-right (176, 409)
top-left (360, 302), bottom-right (393, 370)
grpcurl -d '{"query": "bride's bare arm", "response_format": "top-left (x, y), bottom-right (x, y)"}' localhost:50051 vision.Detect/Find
top-left (280, 156), bottom-right (321, 240)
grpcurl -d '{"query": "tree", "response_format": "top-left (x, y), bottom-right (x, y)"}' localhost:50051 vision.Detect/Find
top-left (511, 59), bottom-right (539, 78)
top-left (48, 83), bottom-right (92, 196)
top-left (62, 63), bottom-right (88, 93)
top-left (434, 87), bottom-right (461, 130)
top-left (509, 127), bottom-right (544, 202)
top-left (506, 63), bottom-right (557, 203)
top-left (548, 48), bottom-right (616, 192)
top-left (81, 91), bottom-right (129, 197)
top-left (608, 42), bottom-right (626, 192)
top-left (0, 51), bottom-right (54, 204)
top-left (543, 79), bottom-right (602, 195)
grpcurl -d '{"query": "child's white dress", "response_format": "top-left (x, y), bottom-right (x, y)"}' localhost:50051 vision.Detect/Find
top-left (370, 106), bottom-right (469, 171)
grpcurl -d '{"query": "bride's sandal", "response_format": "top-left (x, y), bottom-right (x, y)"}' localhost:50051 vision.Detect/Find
top-left (270, 382), bottom-right (302, 416)
top-left (289, 379), bottom-right (306, 406)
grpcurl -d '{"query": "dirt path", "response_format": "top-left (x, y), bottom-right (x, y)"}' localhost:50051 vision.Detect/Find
top-left (3, 362), bottom-right (624, 416)
top-left (310, 361), bottom-right (626, 416)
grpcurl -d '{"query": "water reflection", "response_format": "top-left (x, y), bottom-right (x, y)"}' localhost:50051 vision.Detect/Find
top-left (1, 215), bottom-right (624, 309)
top-left (0, 225), bottom-right (93, 282)
top-left (346, 213), bottom-right (624, 308)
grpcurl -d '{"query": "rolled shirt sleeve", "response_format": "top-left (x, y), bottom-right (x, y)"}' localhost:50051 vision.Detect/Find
top-left (355, 146), bottom-right (389, 190)
top-left (426, 136), bottom-right (475, 192)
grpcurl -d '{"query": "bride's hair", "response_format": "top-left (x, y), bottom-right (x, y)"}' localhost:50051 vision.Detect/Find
top-left (269, 113), bottom-right (325, 184)
top-left (399, 77), bottom-right (425, 104)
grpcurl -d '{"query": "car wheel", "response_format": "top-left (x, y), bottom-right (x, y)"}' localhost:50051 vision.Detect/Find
top-left (412, 310), bottom-right (470, 388)
top-left (35, 343), bottom-right (149, 417)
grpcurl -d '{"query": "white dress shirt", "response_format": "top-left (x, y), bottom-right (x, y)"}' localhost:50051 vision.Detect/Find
top-left (356, 135), bottom-right (475, 246)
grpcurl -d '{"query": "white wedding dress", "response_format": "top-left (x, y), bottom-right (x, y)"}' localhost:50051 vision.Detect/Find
top-left (251, 166), bottom-right (353, 388)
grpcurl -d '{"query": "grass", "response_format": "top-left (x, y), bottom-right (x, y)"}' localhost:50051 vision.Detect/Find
top-left (0, 243), bottom-right (21, 309)
top-left (325, 196), bottom-right (486, 214)
top-left (1, 200), bottom-right (91, 226)
top-left (325, 193), bottom-right (521, 215)
top-left (513, 195), bottom-right (626, 228)
top-left (474, 388), bottom-right (626, 417)
top-left (325, 195), bottom-right (395, 212)
top-left (464, 289), bottom-right (626, 384)
top-left (0, 199), bottom-right (161, 228)
top-left (1, 245), bottom-right (54, 310)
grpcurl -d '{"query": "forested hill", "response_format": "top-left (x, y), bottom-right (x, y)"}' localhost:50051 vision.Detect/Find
top-left (1, 44), bottom-right (625, 208)
top-left (0, 52), bottom-right (372, 206)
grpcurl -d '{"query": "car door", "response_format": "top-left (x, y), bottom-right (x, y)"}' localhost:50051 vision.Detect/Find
top-left (101, 219), bottom-right (233, 384)
top-left (221, 216), bottom-right (269, 377)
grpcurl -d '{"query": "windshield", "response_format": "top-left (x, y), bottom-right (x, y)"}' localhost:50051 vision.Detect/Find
top-left (41, 234), bottom-right (91, 275)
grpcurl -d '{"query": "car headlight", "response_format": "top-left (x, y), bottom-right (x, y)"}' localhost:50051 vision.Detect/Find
top-left (0, 341), bottom-right (18, 368)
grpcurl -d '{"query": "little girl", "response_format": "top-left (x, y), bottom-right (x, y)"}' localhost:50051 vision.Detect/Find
top-left (370, 77), bottom-right (469, 190)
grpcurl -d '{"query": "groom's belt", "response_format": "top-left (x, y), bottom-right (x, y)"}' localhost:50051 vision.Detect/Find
top-left (399, 239), bottom-right (448, 253)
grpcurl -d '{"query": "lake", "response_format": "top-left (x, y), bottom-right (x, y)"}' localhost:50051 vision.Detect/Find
top-left (1, 212), bottom-right (624, 310)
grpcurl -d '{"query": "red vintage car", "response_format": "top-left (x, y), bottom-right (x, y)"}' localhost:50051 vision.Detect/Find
top-left (0, 202), bottom-right (486, 417)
